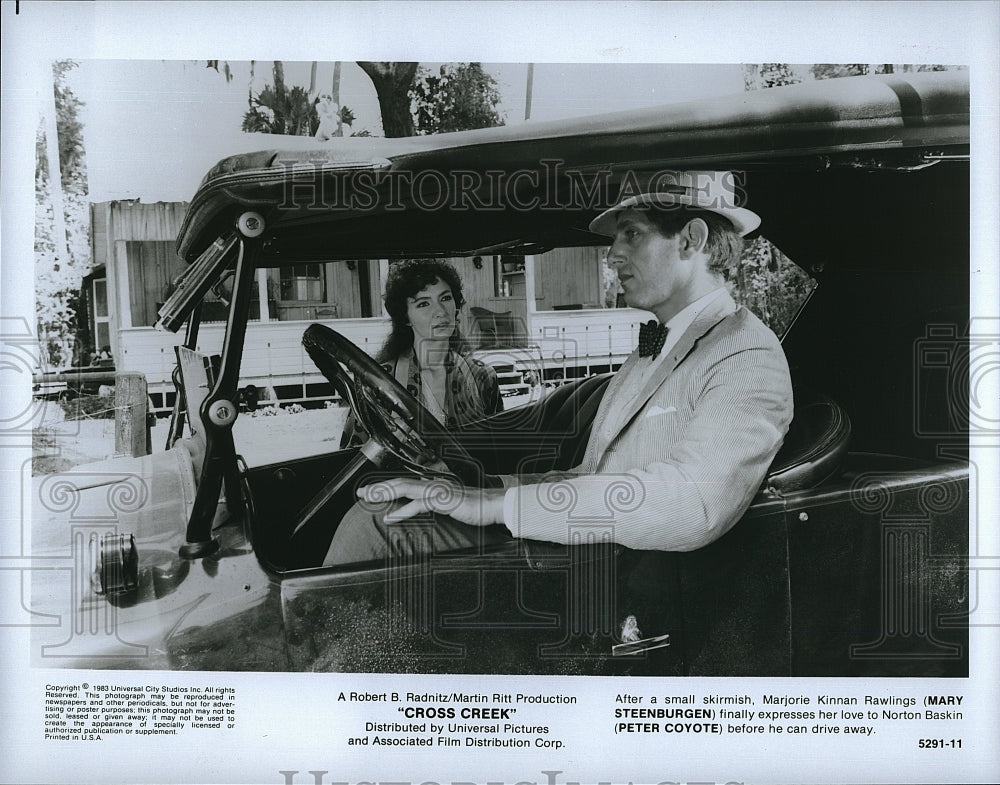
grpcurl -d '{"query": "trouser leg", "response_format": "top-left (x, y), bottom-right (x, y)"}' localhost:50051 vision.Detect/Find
top-left (323, 499), bottom-right (510, 566)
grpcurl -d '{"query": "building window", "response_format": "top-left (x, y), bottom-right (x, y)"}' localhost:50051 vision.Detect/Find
top-left (92, 278), bottom-right (111, 352)
top-left (494, 255), bottom-right (525, 298)
top-left (280, 264), bottom-right (326, 301)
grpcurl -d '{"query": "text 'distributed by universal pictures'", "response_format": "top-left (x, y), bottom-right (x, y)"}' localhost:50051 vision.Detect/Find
top-left (43, 683), bottom-right (237, 740)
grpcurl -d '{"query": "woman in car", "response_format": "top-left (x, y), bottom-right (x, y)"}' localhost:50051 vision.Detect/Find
top-left (374, 258), bottom-right (502, 427)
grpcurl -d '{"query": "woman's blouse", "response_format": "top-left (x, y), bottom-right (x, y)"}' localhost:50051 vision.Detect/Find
top-left (389, 349), bottom-right (502, 428)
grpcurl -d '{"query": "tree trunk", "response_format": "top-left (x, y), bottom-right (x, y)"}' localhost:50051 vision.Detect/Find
top-left (331, 61), bottom-right (343, 136)
top-left (43, 80), bottom-right (70, 271)
top-left (524, 63), bottom-right (534, 121)
top-left (272, 61), bottom-right (287, 132)
top-left (331, 61), bottom-right (341, 104)
top-left (357, 61), bottom-right (418, 137)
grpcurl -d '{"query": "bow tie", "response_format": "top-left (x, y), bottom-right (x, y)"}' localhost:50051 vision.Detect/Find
top-left (638, 320), bottom-right (668, 358)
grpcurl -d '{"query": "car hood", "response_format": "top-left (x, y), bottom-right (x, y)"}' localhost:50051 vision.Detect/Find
top-left (30, 446), bottom-right (279, 670)
top-left (33, 447), bottom-right (199, 558)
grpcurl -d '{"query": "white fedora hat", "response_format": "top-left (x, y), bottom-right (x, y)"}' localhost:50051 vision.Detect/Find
top-left (589, 170), bottom-right (761, 238)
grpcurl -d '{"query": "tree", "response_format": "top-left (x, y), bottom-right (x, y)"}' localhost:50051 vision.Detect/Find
top-left (811, 63), bottom-right (871, 81)
top-left (723, 237), bottom-right (816, 337)
top-left (743, 63), bottom-right (802, 91)
top-left (356, 61), bottom-right (420, 137)
top-left (236, 60), bottom-right (504, 139)
top-left (210, 59), bottom-right (410, 135)
top-left (35, 60), bottom-right (90, 367)
top-left (242, 61), bottom-right (319, 136)
top-left (409, 62), bottom-right (505, 135)
top-left (812, 63), bottom-right (964, 80)
top-left (243, 61), bottom-right (363, 137)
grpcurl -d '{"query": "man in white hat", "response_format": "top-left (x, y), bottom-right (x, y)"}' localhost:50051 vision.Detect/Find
top-left (327, 171), bottom-right (793, 560)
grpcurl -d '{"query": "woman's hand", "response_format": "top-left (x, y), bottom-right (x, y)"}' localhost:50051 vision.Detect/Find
top-left (358, 477), bottom-right (506, 527)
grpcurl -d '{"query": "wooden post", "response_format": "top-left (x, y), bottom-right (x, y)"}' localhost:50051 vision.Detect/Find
top-left (115, 372), bottom-right (150, 457)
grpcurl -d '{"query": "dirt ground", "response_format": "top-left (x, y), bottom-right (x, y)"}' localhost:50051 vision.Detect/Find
top-left (31, 400), bottom-right (350, 475)
top-left (31, 402), bottom-right (120, 475)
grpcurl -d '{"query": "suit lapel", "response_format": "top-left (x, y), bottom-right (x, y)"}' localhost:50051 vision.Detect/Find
top-left (581, 353), bottom-right (635, 469)
top-left (634, 292), bottom-right (737, 413)
top-left (585, 293), bottom-right (737, 468)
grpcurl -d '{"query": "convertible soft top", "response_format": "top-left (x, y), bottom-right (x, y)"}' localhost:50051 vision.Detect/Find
top-left (177, 71), bottom-right (969, 263)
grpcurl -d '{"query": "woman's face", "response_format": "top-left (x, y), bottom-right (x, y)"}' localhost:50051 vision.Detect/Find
top-left (406, 278), bottom-right (457, 349)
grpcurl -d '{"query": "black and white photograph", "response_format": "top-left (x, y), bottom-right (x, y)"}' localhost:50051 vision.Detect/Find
top-left (2, 2), bottom-right (998, 784)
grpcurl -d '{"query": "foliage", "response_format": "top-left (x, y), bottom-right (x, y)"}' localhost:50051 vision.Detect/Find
top-left (243, 62), bottom-right (362, 137)
top-left (811, 64), bottom-right (963, 80)
top-left (338, 105), bottom-right (356, 127)
top-left (35, 60), bottom-right (90, 368)
top-left (599, 234), bottom-right (813, 335)
top-left (743, 63), bottom-right (802, 90)
top-left (242, 61), bottom-right (319, 136)
top-left (208, 59), bottom-right (408, 135)
top-left (221, 60), bottom-right (506, 139)
top-left (723, 238), bottom-right (817, 338)
top-left (811, 63), bottom-right (870, 80)
top-left (409, 63), bottom-right (505, 135)
top-left (51, 60), bottom-right (87, 181)
top-left (746, 62), bottom-right (966, 92)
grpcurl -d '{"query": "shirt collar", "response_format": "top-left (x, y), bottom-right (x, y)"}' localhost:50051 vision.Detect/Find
top-left (655, 286), bottom-right (727, 360)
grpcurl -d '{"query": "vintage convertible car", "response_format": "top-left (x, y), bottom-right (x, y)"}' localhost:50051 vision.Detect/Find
top-left (32, 71), bottom-right (970, 676)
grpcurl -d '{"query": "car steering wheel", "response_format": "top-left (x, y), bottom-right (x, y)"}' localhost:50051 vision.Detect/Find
top-left (301, 323), bottom-right (483, 485)
top-left (287, 324), bottom-right (488, 567)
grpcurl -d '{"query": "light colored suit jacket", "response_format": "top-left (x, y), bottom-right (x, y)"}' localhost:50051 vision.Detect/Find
top-left (505, 292), bottom-right (793, 552)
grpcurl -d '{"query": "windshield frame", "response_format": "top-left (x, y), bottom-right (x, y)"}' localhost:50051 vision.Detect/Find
top-left (156, 232), bottom-right (239, 332)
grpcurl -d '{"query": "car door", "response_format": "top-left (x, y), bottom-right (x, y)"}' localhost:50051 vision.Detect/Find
top-left (278, 539), bottom-right (670, 675)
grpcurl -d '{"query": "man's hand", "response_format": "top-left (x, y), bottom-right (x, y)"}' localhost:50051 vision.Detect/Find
top-left (358, 477), bottom-right (506, 527)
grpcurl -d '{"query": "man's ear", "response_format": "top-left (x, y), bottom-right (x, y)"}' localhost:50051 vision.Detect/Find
top-left (680, 217), bottom-right (709, 257)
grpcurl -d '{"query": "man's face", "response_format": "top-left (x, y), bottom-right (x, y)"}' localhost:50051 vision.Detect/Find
top-left (606, 209), bottom-right (699, 321)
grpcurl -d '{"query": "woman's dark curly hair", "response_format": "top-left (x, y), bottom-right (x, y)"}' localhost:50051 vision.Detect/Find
top-left (377, 258), bottom-right (467, 362)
